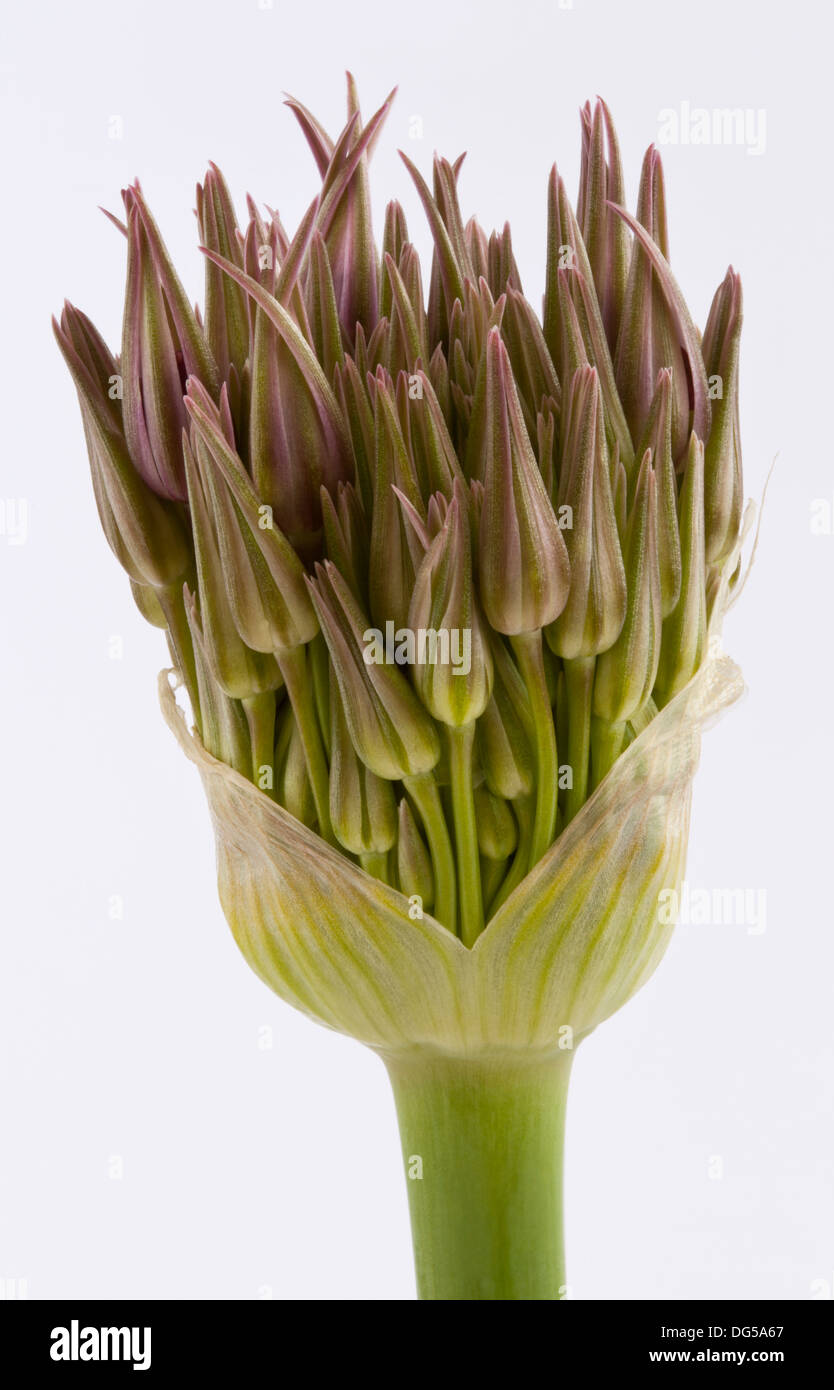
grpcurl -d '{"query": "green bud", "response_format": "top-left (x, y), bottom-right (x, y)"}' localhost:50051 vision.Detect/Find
top-left (369, 375), bottom-right (425, 631)
top-left (473, 785), bottom-right (518, 861)
top-left (594, 451), bottom-right (662, 724)
top-left (396, 799), bottom-right (435, 912)
top-left (329, 689), bottom-right (397, 855)
top-left (130, 580), bottom-right (167, 629)
top-left (183, 429), bottom-right (281, 700)
top-left (654, 433), bottom-right (707, 706)
top-left (307, 561), bottom-right (440, 780)
top-left (409, 480), bottom-right (493, 727)
top-left (183, 587), bottom-right (252, 778)
top-left (476, 635), bottom-right (534, 801)
top-left (275, 701), bottom-right (317, 829)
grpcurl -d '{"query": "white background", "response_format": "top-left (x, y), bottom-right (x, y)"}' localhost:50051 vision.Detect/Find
top-left (1, 0), bottom-right (832, 1300)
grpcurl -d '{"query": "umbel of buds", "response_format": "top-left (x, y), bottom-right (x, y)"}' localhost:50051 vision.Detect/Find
top-left (55, 80), bottom-right (751, 1301)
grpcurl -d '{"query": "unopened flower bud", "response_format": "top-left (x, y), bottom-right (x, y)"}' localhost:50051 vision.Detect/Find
top-left (121, 184), bottom-right (219, 501)
top-left (636, 368), bottom-right (682, 616)
top-left (479, 329), bottom-right (571, 634)
top-left (409, 481), bottom-right (492, 727)
top-left (184, 380), bottom-right (318, 653)
top-left (474, 785), bottom-right (518, 861)
top-left (546, 366), bottom-right (626, 660)
top-left (396, 798), bottom-right (435, 912)
top-left (307, 561), bottom-right (440, 780)
top-left (329, 689), bottom-right (397, 855)
top-left (53, 303), bottom-right (191, 588)
top-left (654, 433), bottom-right (707, 706)
top-left (701, 268), bottom-right (743, 566)
top-left (594, 451), bottom-right (662, 724)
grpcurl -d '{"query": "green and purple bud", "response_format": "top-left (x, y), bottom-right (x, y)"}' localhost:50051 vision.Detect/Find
top-left (479, 330), bottom-right (571, 635)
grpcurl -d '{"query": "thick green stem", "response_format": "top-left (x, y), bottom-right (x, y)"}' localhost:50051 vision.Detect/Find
top-left (242, 692), bottom-right (277, 799)
top-left (278, 644), bottom-right (336, 845)
top-left (403, 773), bottom-right (457, 935)
top-left (447, 724), bottom-right (482, 947)
top-left (384, 1051), bottom-right (573, 1301)
top-left (511, 631), bottom-right (558, 870)
top-left (563, 656), bottom-right (595, 824)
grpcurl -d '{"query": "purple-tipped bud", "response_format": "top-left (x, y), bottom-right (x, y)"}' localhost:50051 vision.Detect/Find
top-left (546, 367), bottom-right (627, 659)
top-left (577, 98), bottom-right (630, 352)
top-left (636, 369), bottom-right (682, 616)
top-left (612, 154), bottom-right (710, 464)
top-left (196, 163), bottom-right (250, 380)
top-left (701, 268), bottom-right (743, 566)
top-left (478, 330), bottom-right (571, 634)
top-left (184, 380), bottom-right (318, 653)
top-left (121, 185), bottom-right (219, 501)
top-left (53, 304), bottom-right (190, 587)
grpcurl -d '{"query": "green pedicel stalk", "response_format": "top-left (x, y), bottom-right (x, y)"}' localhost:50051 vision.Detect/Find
top-left (385, 1051), bottom-right (573, 1300)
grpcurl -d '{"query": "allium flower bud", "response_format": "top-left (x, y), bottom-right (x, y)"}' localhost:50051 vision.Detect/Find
top-left (196, 163), bottom-right (250, 381)
top-left (202, 238), bottom-right (353, 564)
top-left (307, 561), bottom-right (440, 780)
top-left (121, 184), bottom-right (219, 501)
top-left (329, 689), bottom-right (397, 856)
top-left (701, 268), bottom-right (743, 566)
top-left (409, 481), bottom-right (493, 728)
top-left (183, 431), bottom-right (281, 701)
top-left (635, 368), bottom-right (682, 616)
top-left (474, 785), bottom-right (518, 861)
top-left (612, 159), bottom-right (711, 464)
top-left (577, 98), bottom-right (630, 351)
top-left (397, 798), bottom-right (435, 913)
top-left (479, 330), bottom-right (571, 635)
top-left (594, 451), bottom-right (662, 728)
top-left (184, 380), bottom-right (318, 654)
top-left (53, 304), bottom-right (191, 588)
top-left (546, 366), bottom-right (627, 661)
top-left (654, 433), bottom-right (707, 706)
